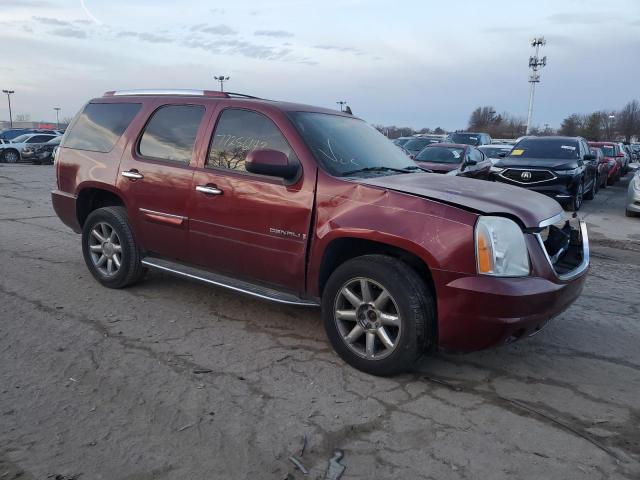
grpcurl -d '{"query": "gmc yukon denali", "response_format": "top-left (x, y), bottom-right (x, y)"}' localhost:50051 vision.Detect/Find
top-left (52, 89), bottom-right (589, 375)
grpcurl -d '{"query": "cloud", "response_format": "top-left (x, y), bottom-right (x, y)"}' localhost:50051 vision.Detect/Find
top-left (210, 8), bottom-right (225, 14)
top-left (32, 16), bottom-right (71, 26)
top-left (254, 29), bottom-right (294, 38)
top-left (182, 37), bottom-right (316, 65)
top-left (313, 44), bottom-right (364, 55)
top-left (48, 27), bottom-right (87, 38)
top-left (190, 23), bottom-right (237, 35)
top-left (0, 0), bottom-right (51, 6)
top-left (546, 12), bottom-right (618, 25)
top-left (118, 31), bottom-right (173, 43)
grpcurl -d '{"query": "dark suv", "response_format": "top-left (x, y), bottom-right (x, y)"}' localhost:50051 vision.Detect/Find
top-left (52, 90), bottom-right (589, 375)
top-left (492, 136), bottom-right (598, 211)
top-left (446, 132), bottom-right (492, 146)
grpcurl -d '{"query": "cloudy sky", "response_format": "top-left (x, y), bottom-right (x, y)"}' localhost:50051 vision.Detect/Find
top-left (1, 0), bottom-right (639, 129)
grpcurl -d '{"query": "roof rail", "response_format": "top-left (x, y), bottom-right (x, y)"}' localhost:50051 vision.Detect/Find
top-left (103, 89), bottom-right (261, 99)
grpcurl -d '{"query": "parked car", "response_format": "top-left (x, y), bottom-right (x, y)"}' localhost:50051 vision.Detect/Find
top-left (0, 133), bottom-right (60, 163)
top-left (402, 137), bottom-right (440, 158)
top-left (0, 128), bottom-right (35, 141)
top-left (30, 136), bottom-right (62, 164)
top-left (478, 144), bottom-right (513, 164)
top-left (51, 89), bottom-right (589, 375)
top-left (617, 142), bottom-right (631, 175)
top-left (392, 136), bottom-right (413, 147)
top-left (588, 147), bottom-right (609, 190)
top-left (630, 144), bottom-right (640, 161)
top-left (446, 132), bottom-right (492, 146)
top-left (627, 169), bottom-right (640, 217)
top-left (492, 136), bottom-right (598, 211)
top-left (414, 143), bottom-right (491, 179)
top-left (588, 142), bottom-right (620, 186)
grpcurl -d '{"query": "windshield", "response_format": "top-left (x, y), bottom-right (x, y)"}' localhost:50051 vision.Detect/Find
top-left (288, 112), bottom-right (419, 177)
top-left (403, 138), bottom-right (437, 152)
top-left (479, 147), bottom-right (510, 158)
top-left (46, 137), bottom-right (61, 145)
top-left (415, 146), bottom-right (464, 164)
top-left (11, 134), bottom-right (31, 143)
top-left (449, 133), bottom-right (481, 145)
top-left (509, 138), bottom-right (580, 160)
top-left (598, 145), bottom-right (615, 156)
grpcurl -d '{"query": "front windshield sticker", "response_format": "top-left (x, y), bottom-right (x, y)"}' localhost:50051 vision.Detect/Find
top-left (452, 150), bottom-right (461, 158)
top-left (469, 137), bottom-right (477, 140)
top-left (561, 145), bottom-right (576, 150)
top-left (511, 149), bottom-right (524, 156)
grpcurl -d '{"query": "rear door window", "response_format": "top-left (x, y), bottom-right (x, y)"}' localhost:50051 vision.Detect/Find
top-left (138, 105), bottom-right (205, 163)
top-left (64, 103), bottom-right (141, 153)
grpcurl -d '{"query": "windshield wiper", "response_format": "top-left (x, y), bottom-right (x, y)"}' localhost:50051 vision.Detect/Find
top-left (342, 166), bottom-right (418, 177)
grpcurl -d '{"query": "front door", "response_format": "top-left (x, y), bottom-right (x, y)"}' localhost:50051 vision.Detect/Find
top-left (117, 102), bottom-right (209, 261)
top-left (187, 107), bottom-right (315, 293)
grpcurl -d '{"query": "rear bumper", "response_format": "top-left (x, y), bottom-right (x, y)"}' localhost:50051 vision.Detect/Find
top-left (51, 190), bottom-right (81, 233)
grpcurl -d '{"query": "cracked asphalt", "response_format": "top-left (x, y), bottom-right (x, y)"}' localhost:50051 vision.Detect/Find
top-left (1, 164), bottom-right (639, 480)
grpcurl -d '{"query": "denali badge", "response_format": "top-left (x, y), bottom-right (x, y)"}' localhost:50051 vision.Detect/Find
top-left (269, 227), bottom-right (306, 239)
top-left (521, 171), bottom-right (532, 180)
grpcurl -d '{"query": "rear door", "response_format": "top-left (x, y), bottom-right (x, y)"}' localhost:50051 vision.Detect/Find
top-left (117, 101), bottom-right (210, 261)
top-left (187, 106), bottom-right (315, 293)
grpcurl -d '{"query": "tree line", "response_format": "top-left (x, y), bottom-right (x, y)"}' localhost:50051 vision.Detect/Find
top-left (376, 99), bottom-right (640, 142)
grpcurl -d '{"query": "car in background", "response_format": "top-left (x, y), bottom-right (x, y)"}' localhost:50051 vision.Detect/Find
top-left (617, 142), bottom-right (631, 175)
top-left (588, 141), bottom-right (623, 184)
top-left (478, 144), bottom-right (513, 164)
top-left (627, 169), bottom-right (640, 217)
top-left (0, 128), bottom-right (36, 141)
top-left (492, 136), bottom-right (598, 211)
top-left (0, 133), bottom-right (60, 163)
top-left (28, 136), bottom-right (62, 164)
top-left (588, 147), bottom-right (609, 191)
top-left (414, 143), bottom-right (491, 179)
top-left (392, 136), bottom-right (413, 147)
top-left (402, 137), bottom-right (440, 158)
top-left (630, 144), bottom-right (640, 161)
top-left (446, 132), bottom-right (492, 146)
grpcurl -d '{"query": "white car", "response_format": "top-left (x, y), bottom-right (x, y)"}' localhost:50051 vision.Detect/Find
top-left (478, 144), bottom-right (513, 164)
top-left (626, 168), bottom-right (640, 217)
top-left (0, 133), bottom-right (60, 163)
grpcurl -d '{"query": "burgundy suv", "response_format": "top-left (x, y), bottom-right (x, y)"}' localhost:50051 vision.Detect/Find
top-left (52, 89), bottom-right (589, 375)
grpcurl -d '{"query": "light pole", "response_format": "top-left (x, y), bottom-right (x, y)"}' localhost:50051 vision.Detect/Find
top-left (336, 101), bottom-right (348, 112)
top-left (2, 89), bottom-right (15, 128)
top-left (526, 38), bottom-right (547, 135)
top-left (214, 75), bottom-right (230, 92)
top-left (607, 114), bottom-right (616, 140)
top-left (54, 107), bottom-right (61, 130)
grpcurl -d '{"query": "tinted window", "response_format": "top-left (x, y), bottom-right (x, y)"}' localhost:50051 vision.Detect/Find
top-left (11, 134), bottom-right (32, 143)
top-left (139, 105), bottom-right (205, 163)
top-left (403, 138), bottom-right (437, 152)
top-left (449, 133), bottom-right (481, 146)
top-left (207, 109), bottom-right (296, 172)
top-left (470, 148), bottom-right (483, 162)
top-left (415, 146), bottom-right (465, 164)
top-left (65, 103), bottom-right (141, 153)
top-left (509, 138), bottom-right (580, 160)
top-left (28, 135), bottom-right (54, 143)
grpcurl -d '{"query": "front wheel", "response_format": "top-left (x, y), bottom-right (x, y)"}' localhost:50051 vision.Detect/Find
top-left (82, 206), bottom-right (145, 289)
top-left (585, 175), bottom-right (596, 200)
top-left (568, 181), bottom-right (584, 211)
top-left (321, 254), bottom-right (435, 376)
top-left (2, 149), bottom-right (20, 163)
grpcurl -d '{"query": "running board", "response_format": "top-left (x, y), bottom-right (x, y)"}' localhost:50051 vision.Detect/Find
top-left (141, 257), bottom-right (320, 307)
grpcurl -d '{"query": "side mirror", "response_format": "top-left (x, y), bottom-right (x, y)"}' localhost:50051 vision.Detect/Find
top-left (245, 149), bottom-right (299, 179)
top-left (583, 154), bottom-right (596, 161)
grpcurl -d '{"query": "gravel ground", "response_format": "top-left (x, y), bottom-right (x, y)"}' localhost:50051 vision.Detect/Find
top-left (1, 164), bottom-right (639, 480)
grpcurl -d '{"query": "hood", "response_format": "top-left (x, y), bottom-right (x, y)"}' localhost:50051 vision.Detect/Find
top-left (357, 173), bottom-right (563, 228)
top-left (495, 157), bottom-right (579, 170)
top-left (415, 161), bottom-right (458, 173)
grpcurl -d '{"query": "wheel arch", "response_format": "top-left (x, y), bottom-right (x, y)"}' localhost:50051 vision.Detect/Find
top-left (76, 183), bottom-right (127, 228)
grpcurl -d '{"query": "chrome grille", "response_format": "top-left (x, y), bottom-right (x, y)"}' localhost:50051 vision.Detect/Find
top-left (501, 169), bottom-right (556, 184)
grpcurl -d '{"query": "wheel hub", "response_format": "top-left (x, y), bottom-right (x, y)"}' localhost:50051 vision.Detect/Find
top-left (102, 241), bottom-right (115, 258)
top-left (357, 303), bottom-right (380, 331)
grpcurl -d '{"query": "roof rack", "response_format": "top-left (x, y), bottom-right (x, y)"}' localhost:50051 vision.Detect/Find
top-left (103, 89), bottom-right (260, 99)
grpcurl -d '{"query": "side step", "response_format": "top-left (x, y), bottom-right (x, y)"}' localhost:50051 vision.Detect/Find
top-left (141, 257), bottom-right (320, 307)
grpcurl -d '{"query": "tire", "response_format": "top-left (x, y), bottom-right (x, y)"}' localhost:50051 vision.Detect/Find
top-left (82, 206), bottom-right (145, 289)
top-left (569, 181), bottom-right (584, 211)
top-left (2, 149), bottom-right (20, 163)
top-left (626, 209), bottom-right (638, 218)
top-left (585, 175), bottom-right (596, 200)
top-left (321, 254), bottom-right (435, 376)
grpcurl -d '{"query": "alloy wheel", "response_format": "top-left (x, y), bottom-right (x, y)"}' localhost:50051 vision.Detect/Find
top-left (4, 150), bottom-right (19, 163)
top-left (334, 277), bottom-right (401, 360)
top-left (574, 182), bottom-right (583, 210)
top-left (88, 222), bottom-right (123, 277)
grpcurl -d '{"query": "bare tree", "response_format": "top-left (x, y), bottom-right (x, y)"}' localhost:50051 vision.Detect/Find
top-left (559, 114), bottom-right (582, 136)
top-left (617, 100), bottom-right (640, 143)
top-left (468, 106), bottom-right (497, 131)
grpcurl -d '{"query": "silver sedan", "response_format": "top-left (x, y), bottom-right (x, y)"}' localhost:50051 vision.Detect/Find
top-left (626, 168), bottom-right (640, 217)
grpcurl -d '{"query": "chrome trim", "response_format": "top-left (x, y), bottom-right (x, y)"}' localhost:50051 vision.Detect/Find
top-left (538, 212), bottom-right (565, 228)
top-left (534, 220), bottom-right (589, 281)
top-left (499, 168), bottom-right (557, 185)
top-left (141, 259), bottom-right (320, 307)
top-left (139, 208), bottom-right (186, 220)
top-left (195, 185), bottom-right (223, 195)
top-left (121, 170), bottom-right (144, 179)
top-left (111, 89), bottom-right (206, 97)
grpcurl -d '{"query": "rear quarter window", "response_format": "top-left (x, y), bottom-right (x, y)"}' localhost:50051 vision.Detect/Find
top-left (64, 102), bottom-right (141, 153)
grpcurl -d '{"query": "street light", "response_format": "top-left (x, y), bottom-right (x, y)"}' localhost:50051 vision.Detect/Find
top-left (214, 75), bottom-right (230, 92)
top-left (2, 89), bottom-right (15, 128)
top-left (54, 107), bottom-right (61, 130)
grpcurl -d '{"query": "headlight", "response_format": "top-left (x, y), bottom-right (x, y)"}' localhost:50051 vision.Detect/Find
top-left (475, 216), bottom-right (530, 276)
top-left (490, 166), bottom-right (504, 173)
top-left (556, 168), bottom-right (578, 175)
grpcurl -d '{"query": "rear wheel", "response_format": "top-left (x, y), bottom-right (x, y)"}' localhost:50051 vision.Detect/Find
top-left (82, 206), bottom-right (145, 289)
top-left (321, 254), bottom-right (435, 376)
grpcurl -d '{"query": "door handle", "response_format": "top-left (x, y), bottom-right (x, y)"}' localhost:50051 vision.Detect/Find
top-left (122, 170), bottom-right (144, 180)
top-left (195, 185), bottom-right (223, 195)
